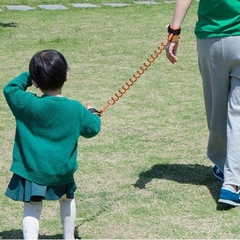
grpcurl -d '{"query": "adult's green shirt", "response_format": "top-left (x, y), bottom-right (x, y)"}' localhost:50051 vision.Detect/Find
top-left (195, 0), bottom-right (240, 39)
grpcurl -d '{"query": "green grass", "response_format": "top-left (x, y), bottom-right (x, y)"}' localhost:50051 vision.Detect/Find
top-left (1, 1), bottom-right (239, 239)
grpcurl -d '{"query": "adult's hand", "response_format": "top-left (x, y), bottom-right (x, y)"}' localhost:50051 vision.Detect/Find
top-left (165, 42), bottom-right (179, 64)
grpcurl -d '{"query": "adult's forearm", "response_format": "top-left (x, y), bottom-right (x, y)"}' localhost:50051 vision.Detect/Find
top-left (171, 0), bottom-right (193, 28)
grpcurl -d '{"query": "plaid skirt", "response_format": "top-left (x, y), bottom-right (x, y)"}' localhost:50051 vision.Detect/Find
top-left (5, 174), bottom-right (77, 202)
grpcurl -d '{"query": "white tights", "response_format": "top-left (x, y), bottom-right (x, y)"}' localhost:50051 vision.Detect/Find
top-left (22, 195), bottom-right (76, 240)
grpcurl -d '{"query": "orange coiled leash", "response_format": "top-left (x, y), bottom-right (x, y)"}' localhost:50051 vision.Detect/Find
top-left (91, 27), bottom-right (180, 116)
top-left (99, 41), bottom-right (168, 115)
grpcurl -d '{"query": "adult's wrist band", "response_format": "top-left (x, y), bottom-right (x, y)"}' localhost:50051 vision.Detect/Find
top-left (167, 24), bottom-right (181, 35)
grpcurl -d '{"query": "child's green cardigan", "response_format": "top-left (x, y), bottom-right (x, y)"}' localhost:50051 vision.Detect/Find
top-left (3, 72), bottom-right (101, 186)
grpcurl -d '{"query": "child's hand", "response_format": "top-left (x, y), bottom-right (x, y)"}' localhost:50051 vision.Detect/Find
top-left (86, 102), bottom-right (102, 117)
top-left (86, 102), bottom-right (92, 110)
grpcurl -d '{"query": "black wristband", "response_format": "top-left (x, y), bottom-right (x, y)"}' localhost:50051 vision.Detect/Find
top-left (167, 24), bottom-right (181, 35)
top-left (88, 108), bottom-right (102, 116)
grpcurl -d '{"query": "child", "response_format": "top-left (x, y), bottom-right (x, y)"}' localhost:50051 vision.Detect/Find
top-left (3, 49), bottom-right (101, 239)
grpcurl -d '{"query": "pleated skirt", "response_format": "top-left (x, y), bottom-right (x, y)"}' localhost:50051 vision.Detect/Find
top-left (5, 174), bottom-right (77, 202)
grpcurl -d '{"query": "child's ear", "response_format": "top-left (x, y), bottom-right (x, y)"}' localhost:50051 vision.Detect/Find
top-left (65, 72), bottom-right (69, 82)
top-left (32, 80), bottom-right (39, 88)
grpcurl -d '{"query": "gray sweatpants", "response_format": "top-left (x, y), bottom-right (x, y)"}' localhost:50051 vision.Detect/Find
top-left (197, 36), bottom-right (240, 186)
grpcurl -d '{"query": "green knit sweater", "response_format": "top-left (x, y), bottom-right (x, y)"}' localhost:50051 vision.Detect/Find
top-left (3, 72), bottom-right (101, 186)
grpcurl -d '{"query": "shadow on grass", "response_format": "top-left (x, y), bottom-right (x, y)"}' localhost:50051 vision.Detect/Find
top-left (0, 227), bottom-right (81, 239)
top-left (0, 229), bottom-right (22, 239)
top-left (0, 229), bottom-right (62, 239)
top-left (133, 163), bottom-right (233, 211)
top-left (0, 22), bottom-right (18, 27)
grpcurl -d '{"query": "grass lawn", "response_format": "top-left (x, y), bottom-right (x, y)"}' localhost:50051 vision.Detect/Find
top-left (0, 0), bottom-right (239, 239)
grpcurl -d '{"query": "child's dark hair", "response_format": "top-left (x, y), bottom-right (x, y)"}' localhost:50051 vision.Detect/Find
top-left (29, 49), bottom-right (68, 91)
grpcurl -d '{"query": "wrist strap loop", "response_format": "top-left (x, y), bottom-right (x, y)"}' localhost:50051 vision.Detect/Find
top-left (167, 24), bottom-right (181, 35)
